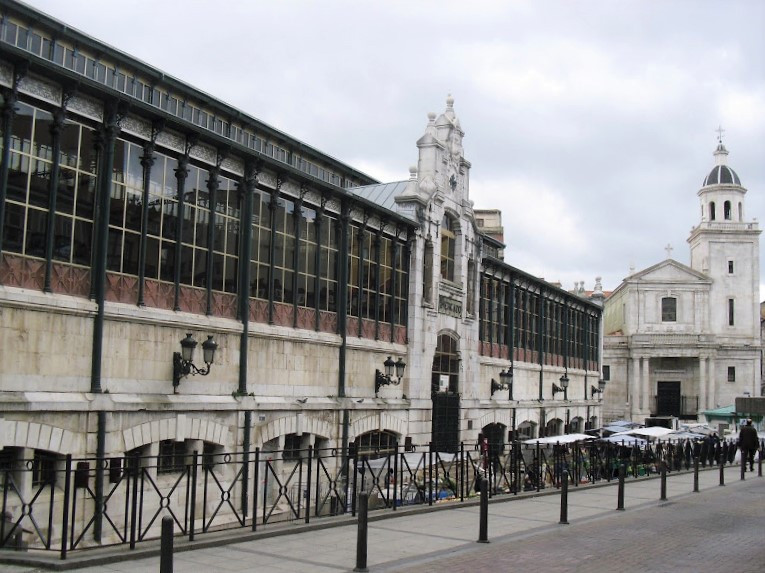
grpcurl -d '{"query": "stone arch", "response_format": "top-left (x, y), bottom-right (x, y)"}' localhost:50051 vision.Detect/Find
top-left (256, 414), bottom-right (333, 447)
top-left (120, 414), bottom-right (232, 452)
top-left (477, 410), bottom-right (513, 430)
top-left (0, 420), bottom-right (82, 455)
top-left (348, 411), bottom-right (406, 442)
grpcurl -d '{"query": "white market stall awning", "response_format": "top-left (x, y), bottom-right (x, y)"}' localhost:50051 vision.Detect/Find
top-left (522, 433), bottom-right (593, 445)
top-left (619, 427), bottom-right (674, 438)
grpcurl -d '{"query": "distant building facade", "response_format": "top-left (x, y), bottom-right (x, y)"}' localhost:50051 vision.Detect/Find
top-left (602, 142), bottom-right (761, 423)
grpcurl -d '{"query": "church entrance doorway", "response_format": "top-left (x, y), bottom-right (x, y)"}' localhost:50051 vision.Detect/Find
top-left (431, 333), bottom-right (460, 452)
top-left (656, 381), bottom-right (681, 416)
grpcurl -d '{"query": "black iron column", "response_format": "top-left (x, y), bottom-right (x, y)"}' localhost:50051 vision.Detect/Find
top-left (266, 176), bottom-right (282, 325)
top-left (313, 197), bottom-right (325, 332)
top-left (356, 216), bottom-right (368, 337)
top-left (388, 230), bottom-right (398, 342)
top-left (373, 225), bottom-right (382, 340)
top-left (0, 63), bottom-right (27, 259)
top-left (292, 190), bottom-right (302, 327)
top-left (205, 158), bottom-right (222, 316)
top-left (43, 96), bottom-right (69, 292)
top-left (173, 137), bottom-right (195, 311)
top-left (237, 161), bottom-right (258, 393)
top-left (136, 121), bottom-right (161, 307)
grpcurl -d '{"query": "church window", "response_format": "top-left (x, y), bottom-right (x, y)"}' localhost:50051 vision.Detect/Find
top-left (728, 298), bottom-right (734, 326)
top-left (440, 216), bottom-right (456, 282)
top-left (709, 202), bottom-right (715, 221)
top-left (727, 367), bottom-right (736, 382)
top-left (738, 202), bottom-right (743, 221)
top-left (661, 297), bottom-right (676, 322)
top-left (728, 261), bottom-right (734, 274)
top-left (423, 240), bottom-right (433, 303)
top-left (724, 201), bottom-right (731, 220)
top-left (602, 365), bottom-right (610, 381)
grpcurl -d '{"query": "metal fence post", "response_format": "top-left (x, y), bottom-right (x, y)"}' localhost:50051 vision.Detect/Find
top-left (189, 451), bottom-right (198, 541)
top-left (616, 463), bottom-right (625, 511)
top-left (160, 515), bottom-right (173, 573)
top-left (305, 445), bottom-right (313, 524)
top-left (354, 492), bottom-right (369, 572)
top-left (719, 456), bottom-right (725, 486)
top-left (693, 456), bottom-right (699, 493)
top-left (477, 477), bottom-right (489, 543)
top-left (60, 454), bottom-right (72, 560)
top-left (758, 441), bottom-right (763, 478)
top-left (559, 472), bottom-right (569, 525)
top-left (660, 461), bottom-right (667, 501)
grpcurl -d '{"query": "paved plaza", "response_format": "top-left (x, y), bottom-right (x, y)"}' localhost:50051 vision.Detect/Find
top-left (2, 466), bottom-right (764, 572)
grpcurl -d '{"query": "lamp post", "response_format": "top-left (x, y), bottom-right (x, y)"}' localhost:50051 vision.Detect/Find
top-left (490, 366), bottom-right (514, 400)
top-left (172, 333), bottom-right (218, 393)
top-left (375, 356), bottom-right (405, 395)
top-left (553, 372), bottom-right (569, 400)
top-left (591, 378), bottom-right (606, 401)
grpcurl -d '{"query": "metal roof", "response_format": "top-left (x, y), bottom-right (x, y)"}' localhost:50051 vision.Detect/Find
top-left (347, 181), bottom-right (416, 220)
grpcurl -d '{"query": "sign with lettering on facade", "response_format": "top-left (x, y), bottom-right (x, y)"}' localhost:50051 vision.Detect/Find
top-left (439, 295), bottom-right (462, 318)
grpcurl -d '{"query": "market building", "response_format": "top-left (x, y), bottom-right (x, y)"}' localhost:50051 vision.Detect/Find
top-left (602, 140), bottom-right (762, 424)
top-left (0, 1), bottom-right (603, 548)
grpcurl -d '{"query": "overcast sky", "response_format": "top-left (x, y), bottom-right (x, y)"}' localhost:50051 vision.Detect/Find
top-left (27, 0), bottom-right (765, 296)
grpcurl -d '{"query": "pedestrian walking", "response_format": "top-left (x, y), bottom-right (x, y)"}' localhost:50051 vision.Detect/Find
top-left (738, 419), bottom-right (759, 472)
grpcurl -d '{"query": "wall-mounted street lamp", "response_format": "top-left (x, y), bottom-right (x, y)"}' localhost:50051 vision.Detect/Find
top-left (490, 366), bottom-right (513, 400)
top-left (553, 372), bottom-right (569, 399)
top-left (172, 333), bottom-right (218, 393)
top-left (375, 356), bottom-right (406, 395)
top-left (591, 378), bottom-right (606, 400)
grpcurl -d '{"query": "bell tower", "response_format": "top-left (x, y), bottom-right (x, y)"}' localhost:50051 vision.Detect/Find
top-left (688, 136), bottom-right (760, 340)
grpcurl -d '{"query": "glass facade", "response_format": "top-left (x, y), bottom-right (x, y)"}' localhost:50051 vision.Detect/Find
top-left (1, 97), bottom-right (409, 330)
top-left (479, 271), bottom-right (600, 370)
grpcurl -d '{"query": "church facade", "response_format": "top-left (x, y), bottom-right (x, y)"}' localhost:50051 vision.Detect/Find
top-left (0, 0), bottom-right (602, 496)
top-left (602, 142), bottom-right (761, 424)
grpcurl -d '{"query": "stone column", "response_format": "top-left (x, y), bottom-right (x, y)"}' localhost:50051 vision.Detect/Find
top-left (641, 357), bottom-right (651, 415)
top-left (698, 356), bottom-right (707, 415)
top-left (631, 356), bottom-right (640, 420)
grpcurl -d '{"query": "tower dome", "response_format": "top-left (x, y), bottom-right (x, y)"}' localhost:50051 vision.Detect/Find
top-left (702, 143), bottom-right (741, 187)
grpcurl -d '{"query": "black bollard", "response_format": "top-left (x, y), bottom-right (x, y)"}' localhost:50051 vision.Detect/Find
top-left (759, 442), bottom-right (763, 478)
top-left (660, 461), bottom-right (667, 501)
top-left (160, 515), bottom-right (173, 573)
top-left (477, 477), bottom-right (489, 543)
top-left (740, 450), bottom-right (746, 481)
top-left (559, 472), bottom-right (569, 525)
top-left (354, 492), bottom-right (369, 572)
top-left (719, 457), bottom-right (725, 486)
top-left (693, 456), bottom-right (699, 493)
top-left (616, 464), bottom-right (625, 511)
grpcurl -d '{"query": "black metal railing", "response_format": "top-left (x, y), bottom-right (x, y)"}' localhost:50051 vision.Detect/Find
top-left (0, 437), bottom-right (761, 559)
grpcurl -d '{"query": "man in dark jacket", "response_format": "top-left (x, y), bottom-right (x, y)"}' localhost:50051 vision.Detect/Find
top-left (738, 419), bottom-right (759, 472)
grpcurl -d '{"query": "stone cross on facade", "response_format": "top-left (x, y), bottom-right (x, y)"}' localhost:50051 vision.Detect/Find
top-left (665, 243), bottom-right (673, 258)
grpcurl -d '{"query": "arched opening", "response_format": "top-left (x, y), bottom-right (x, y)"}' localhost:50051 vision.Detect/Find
top-left (516, 420), bottom-right (537, 440)
top-left (545, 418), bottom-right (563, 437)
top-left (724, 200), bottom-right (731, 220)
top-left (709, 201), bottom-right (716, 221)
top-left (431, 332), bottom-right (461, 452)
top-left (569, 416), bottom-right (585, 434)
top-left (481, 423), bottom-right (506, 461)
top-left (738, 202), bottom-right (743, 221)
